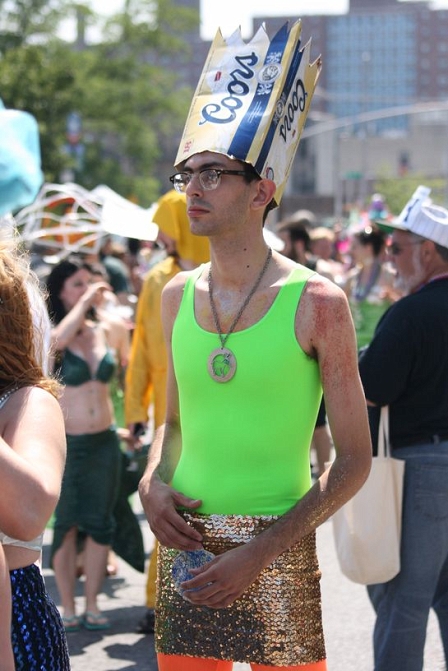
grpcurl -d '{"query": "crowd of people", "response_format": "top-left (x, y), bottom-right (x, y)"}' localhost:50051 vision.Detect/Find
top-left (2, 20), bottom-right (448, 671)
top-left (0, 170), bottom-right (436, 670)
top-left (3, 139), bottom-right (447, 671)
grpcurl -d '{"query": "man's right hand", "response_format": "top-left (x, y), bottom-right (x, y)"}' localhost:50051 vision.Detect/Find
top-left (138, 475), bottom-right (203, 551)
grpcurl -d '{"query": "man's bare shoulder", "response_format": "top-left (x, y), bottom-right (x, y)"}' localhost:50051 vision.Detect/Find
top-left (304, 270), bottom-right (348, 303)
top-left (161, 267), bottom-right (205, 319)
top-left (297, 272), bottom-right (354, 356)
top-left (163, 267), bottom-right (199, 294)
top-left (274, 255), bottom-right (346, 308)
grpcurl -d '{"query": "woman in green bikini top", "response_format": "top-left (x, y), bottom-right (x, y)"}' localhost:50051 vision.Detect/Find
top-left (47, 257), bottom-right (120, 434)
top-left (59, 347), bottom-right (116, 386)
top-left (46, 255), bottom-right (127, 632)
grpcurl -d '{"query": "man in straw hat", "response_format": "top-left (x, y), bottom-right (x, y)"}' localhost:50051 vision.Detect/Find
top-left (359, 186), bottom-right (448, 671)
top-left (139, 21), bottom-right (371, 670)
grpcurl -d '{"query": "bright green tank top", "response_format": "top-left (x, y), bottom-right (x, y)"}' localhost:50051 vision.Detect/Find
top-left (171, 264), bottom-right (322, 516)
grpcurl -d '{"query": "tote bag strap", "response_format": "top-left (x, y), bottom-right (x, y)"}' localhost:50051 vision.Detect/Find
top-left (378, 405), bottom-right (390, 458)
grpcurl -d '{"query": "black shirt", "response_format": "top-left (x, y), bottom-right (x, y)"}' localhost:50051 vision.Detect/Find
top-left (359, 277), bottom-right (448, 449)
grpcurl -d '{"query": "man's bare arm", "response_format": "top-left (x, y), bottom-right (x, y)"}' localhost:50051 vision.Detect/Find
top-left (138, 273), bottom-right (203, 549)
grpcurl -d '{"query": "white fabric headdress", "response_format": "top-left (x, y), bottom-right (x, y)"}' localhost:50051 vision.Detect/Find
top-left (379, 185), bottom-right (448, 249)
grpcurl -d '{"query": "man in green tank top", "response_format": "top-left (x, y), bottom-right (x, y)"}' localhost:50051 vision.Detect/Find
top-left (138, 21), bottom-right (372, 671)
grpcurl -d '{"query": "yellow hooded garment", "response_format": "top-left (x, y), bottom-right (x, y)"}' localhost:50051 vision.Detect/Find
top-left (124, 190), bottom-right (209, 428)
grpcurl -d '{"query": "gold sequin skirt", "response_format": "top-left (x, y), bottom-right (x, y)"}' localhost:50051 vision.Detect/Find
top-left (156, 512), bottom-right (326, 666)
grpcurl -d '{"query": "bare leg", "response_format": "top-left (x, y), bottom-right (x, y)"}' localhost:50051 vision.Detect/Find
top-left (83, 536), bottom-right (109, 615)
top-left (52, 526), bottom-right (78, 618)
top-left (0, 545), bottom-right (15, 671)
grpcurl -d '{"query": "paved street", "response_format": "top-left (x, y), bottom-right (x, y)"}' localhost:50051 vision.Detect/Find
top-left (42, 504), bottom-right (445, 671)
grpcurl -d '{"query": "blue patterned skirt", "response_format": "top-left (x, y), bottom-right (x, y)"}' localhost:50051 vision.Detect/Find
top-left (11, 563), bottom-right (70, 670)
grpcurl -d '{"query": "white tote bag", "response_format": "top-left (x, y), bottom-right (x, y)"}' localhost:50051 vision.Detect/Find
top-left (330, 406), bottom-right (405, 585)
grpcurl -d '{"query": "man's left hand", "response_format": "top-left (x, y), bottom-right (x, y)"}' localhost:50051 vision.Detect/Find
top-left (179, 542), bottom-right (264, 609)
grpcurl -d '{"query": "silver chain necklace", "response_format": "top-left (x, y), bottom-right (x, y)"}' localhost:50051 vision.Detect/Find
top-left (207, 247), bottom-right (272, 382)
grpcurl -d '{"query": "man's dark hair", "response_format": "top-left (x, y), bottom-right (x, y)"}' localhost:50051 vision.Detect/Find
top-left (356, 226), bottom-right (386, 257)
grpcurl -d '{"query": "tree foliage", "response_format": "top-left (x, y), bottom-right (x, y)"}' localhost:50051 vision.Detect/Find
top-left (0, 0), bottom-right (198, 204)
top-left (0, 0), bottom-right (71, 51)
top-left (374, 176), bottom-right (448, 215)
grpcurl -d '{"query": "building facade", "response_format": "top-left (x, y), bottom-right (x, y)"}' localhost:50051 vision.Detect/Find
top-left (160, 0), bottom-right (448, 217)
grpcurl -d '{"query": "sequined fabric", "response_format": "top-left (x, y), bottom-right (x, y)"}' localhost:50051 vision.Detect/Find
top-left (156, 513), bottom-right (326, 666)
top-left (10, 563), bottom-right (70, 670)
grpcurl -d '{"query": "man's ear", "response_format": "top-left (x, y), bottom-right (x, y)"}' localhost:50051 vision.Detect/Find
top-left (251, 178), bottom-right (277, 211)
top-left (420, 238), bottom-right (436, 260)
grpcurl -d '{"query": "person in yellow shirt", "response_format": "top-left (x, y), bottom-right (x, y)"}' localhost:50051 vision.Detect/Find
top-left (125, 189), bottom-right (209, 633)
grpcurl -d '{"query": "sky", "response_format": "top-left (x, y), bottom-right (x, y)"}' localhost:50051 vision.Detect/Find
top-left (83, 0), bottom-right (448, 41)
top-left (201, 0), bottom-right (448, 38)
top-left (199, 0), bottom-right (349, 38)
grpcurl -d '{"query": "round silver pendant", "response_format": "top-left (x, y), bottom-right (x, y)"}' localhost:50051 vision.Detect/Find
top-left (207, 347), bottom-right (237, 383)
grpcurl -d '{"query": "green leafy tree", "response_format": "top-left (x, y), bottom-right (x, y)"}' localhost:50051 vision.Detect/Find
top-left (0, 0), bottom-right (71, 52)
top-left (0, 0), bottom-right (198, 204)
top-left (374, 177), bottom-right (448, 215)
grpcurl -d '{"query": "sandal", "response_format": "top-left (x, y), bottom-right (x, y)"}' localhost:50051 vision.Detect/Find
top-left (62, 614), bottom-right (81, 632)
top-left (82, 611), bottom-right (111, 631)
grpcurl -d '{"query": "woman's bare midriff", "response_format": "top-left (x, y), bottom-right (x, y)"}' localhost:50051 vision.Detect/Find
top-left (4, 545), bottom-right (41, 571)
top-left (61, 381), bottom-right (115, 435)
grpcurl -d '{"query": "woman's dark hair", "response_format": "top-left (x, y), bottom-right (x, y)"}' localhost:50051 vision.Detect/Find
top-left (355, 226), bottom-right (386, 257)
top-left (46, 255), bottom-right (94, 325)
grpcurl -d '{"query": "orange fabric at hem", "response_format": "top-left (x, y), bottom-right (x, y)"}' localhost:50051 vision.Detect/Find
top-left (157, 653), bottom-right (327, 670)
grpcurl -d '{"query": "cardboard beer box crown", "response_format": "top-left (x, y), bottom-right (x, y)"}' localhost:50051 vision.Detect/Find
top-left (175, 21), bottom-right (322, 206)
